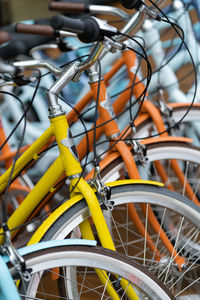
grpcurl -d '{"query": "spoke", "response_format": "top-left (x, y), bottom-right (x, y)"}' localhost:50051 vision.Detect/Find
top-left (29, 290), bottom-right (69, 299)
top-left (143, 203), bottom-right (149, 266)
top-left (170, 251), bottom-right (200, 293)
top-left (111, 212), bottom-right (128, 256)
top-left (159, 216), bottom-right (185, 281)
top-left (126, 203), bottom-right (129, 254)
top-left (79, 266), bottom-right (87, 296)
top-left (19, 295), bottom-right (56, 300)
top-left (193, 171), bottom-right (200, 203)
top-left (176, 276), bottom-right (200, 297)
top-left (167, 159), bottom-right (172, 187)
top-left (38, 271), bottom-right (46, 300)
top-left (182, 161), bottom-right (189, 197)
top-left (151, 207), bottom-right (167, 267)
top-left (100, 272), bottom-right (110, 300)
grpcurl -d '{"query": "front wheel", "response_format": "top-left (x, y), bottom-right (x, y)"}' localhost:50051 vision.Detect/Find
top-left (37, 183), bottom-right (200, 297)
top-left (15, 245), bottom-right (174, 299)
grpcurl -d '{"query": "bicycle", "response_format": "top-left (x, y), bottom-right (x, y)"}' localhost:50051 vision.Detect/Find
top-left (0, 11), bottom-right (178, 299)
top-left (3, 7), bottom-right (199, 298)
top-left (46, 1), bottom-right (200, 197)
top-left (0, 223), bottom-right (174, 299)
top-left (6, 0), bottom-right (200, 239)
top-left (0, 0), bottom-right (199, 296)
top-left (11, 242), bottom-right (176, 299)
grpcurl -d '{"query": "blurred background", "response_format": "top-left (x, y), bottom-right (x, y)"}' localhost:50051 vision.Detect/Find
top-left (0, 0), bottom-right (56, 25)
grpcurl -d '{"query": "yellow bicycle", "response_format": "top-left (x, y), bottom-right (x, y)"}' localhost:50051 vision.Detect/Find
top-left (0, 12), bottom-right (200, 298)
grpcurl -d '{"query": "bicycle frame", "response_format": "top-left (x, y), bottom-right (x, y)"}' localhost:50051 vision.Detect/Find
top-left (0, 44), bottom-right (196, 272)
top-left (0, 11), bottom-right (197, 267)
top-left (69, 46), bottom-right (200, 205)
top-left (0, 6), bottom-right (198, 297)
top-left (67, 45), bottom-right (200, 266)
top-left (0, 122), bottom-right (147, 300)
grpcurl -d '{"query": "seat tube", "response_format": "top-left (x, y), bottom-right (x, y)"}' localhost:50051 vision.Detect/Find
top-left (50, 115), bottom-right (116, 250)
top-left (50, 115), bottom-right (82, 178)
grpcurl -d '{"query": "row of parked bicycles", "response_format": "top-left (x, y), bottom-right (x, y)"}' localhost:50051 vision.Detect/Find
top-left (0, 0), bottom-right (199, 298)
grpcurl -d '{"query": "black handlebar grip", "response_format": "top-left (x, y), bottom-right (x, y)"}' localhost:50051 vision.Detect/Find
top-left (0, 33), bottom-right (54, 60)
top-left (50, 15), bottom-right (101, 43)
top-left (78, 17), bottom-right (101, 43)
top-left (50, 15), bottom-right (85, 34)
top-left (0, 40), bottom-right (29, 59)
top-left (120, 0), bottom-right (143, 9)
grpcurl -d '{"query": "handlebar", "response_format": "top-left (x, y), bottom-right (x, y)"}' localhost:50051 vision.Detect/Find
top-left (49, 2), bottom-right (160, 43)
top-left (16, 1), bottom-right (161, 44)
top-left (14, 22), bottom-right (78, 40)
top-left (50, 15), bottom-right (117, 43)
top-left (13, 59), bottom-right (62, 76)
top-left (13, 0), bottom-right (163, 76)
top-left (49, 1), bottom-right (89, 13)
top-left (15, 23), bottom-right (55, 36)
top-left (49, 1), bottom-right (130, 21)
top-left (0, 31), bottom-right (11, 45)
top-left (15, 23), bottom-right (76, 38)
top-left (120, 0), bottom-right (143, 9)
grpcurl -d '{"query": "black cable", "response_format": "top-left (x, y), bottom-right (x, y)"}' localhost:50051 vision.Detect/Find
top-left (77, 17), bottom-right (197, 165)
top-left (145, 0), bottom-right (197, 133)
top-left (0, 73), bottom-right (41, 226)
top-left (0, 90), bottom-right (26, 151)
top-left (104, 24), bottom-right (184, 102)
top-left (102, 2), bottom-right (196, 142)
top-left (37, 36), bottom-right (152, 186)
top-left (92, 60), bottom-right (102, 168)
top-left (85, 4), bottom-right (196, 142)
top-left (127, 54), bottom-right (142, 121)
top-left (115, 31), bottom-right (152, 122)
top-left (0, 71), bottom-right (43, 152)
top-left (0, 33), bottom-right (149, 229)
top-left (46, 97), bottom-right (91, 196)
top-left (75, 34), bottom-right (153, 167)
top-left (71, 39), bottom-right (152, 139)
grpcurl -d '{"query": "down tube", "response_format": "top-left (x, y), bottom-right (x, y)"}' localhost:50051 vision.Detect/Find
top-left (0, 156), bottom-right (65, 244)
top-left (0, 126), bottom-right (54, 192)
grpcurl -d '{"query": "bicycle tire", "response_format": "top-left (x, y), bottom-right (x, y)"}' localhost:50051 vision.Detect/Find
top-left (37, 183), bottom-right (200, 297)
top-left (100, 139), bottom-right (200, 199)
top-left (134, 103), bottom-right (200, 143)
top-left (14, 245), bottom-right (174, 299)
top-left (85, 104), bottom-right (200, 176)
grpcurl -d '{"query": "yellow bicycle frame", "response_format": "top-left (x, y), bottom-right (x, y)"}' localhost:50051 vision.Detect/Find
top-left (0, 113), bottom-right (162, 245)
top-left (28, 179), bottom-right (163, 244)
top-left (0, 115), bottom-right (114, 250)
top-left (0, 113), bottom-right (161, 243)
top-left (0, 112), bottom-right (163, 299)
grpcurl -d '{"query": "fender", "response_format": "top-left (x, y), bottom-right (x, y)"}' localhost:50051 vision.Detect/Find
top-left (28, 179), bottom-right (163, 245)
top-left (1, 240), bottom-right (97, 299)
top-left (85, 136), bottom-right (192, 180)
top-left (3, 239), bottom-right (97, 264)
top-left (0, 256), bottom-right (21, 300)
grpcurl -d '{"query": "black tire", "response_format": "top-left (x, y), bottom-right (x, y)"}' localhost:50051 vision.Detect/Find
top-left (14, 245), bottom-right (175, 299)
top-left (39, 183), bottom-right (200, 297)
